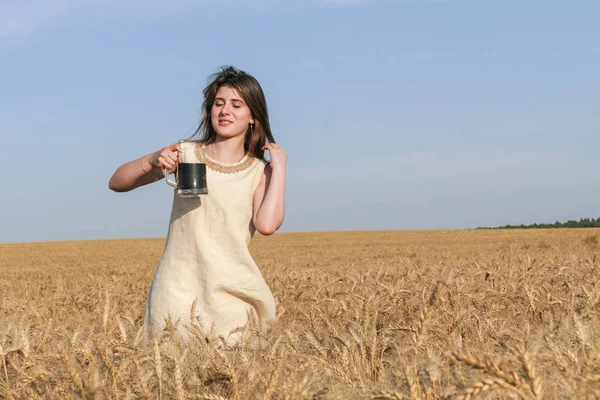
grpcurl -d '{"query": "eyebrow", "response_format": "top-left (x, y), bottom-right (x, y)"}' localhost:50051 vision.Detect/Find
top-left (215, 97), bottom-right (245, 104)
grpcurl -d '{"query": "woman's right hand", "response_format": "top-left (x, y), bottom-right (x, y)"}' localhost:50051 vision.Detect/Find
top-left (151, 143), bottom-right (181, 173)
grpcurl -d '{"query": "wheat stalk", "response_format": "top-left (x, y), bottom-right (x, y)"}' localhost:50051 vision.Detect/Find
top-left (175, 349), bottom-right (188, 400)
top-left (453, 352), bottom-right (536, 400)
top-left (216, 348), bottom-right (240, 400)
top-left (103, 292), bottom-right (110, 335)
top-left (404, 366), bottom-right (420, 399)
top-left (19, 328), bottom-right (30, 359)
top-left (190, 297), bottom-right (199, 326)
top-left (61, 351), bottom-right (87, 400)
top-left (263, 368), bottom-right (279, 400)
top-left (519, 349), bottom-right (542, 399)
top-left (457, 377), bottom-right (520, 400)
top-left (370, 391), bottom-right (405, 399)
top-left (412, 305), bottom-right (431, 351)
top-left (583, 374), bottom-right (600, 382)
top-left (283, 361), bottom-right (313, 390)
top-left (154, 338), bottom-right (163, 400)
top-left (117, 316), bottom-right (128, 342)
top-left (197, 393), bottom-right (229, 400)
top-left (0, 343), bottom-right (9, 393)
top-left (94, 340), bottom-right (119, 397)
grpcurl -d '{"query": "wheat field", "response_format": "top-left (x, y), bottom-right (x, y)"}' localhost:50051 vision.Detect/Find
top-left (1, 229), bottom-right (600, 399)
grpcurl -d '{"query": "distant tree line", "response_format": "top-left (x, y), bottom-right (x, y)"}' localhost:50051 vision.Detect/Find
top-left (478, 217), bottom-right (600, 229)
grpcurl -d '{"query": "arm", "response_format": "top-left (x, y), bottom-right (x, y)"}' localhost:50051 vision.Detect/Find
top-left (108, 143), bottom-right (180, 192)
top-left (253, 144), bottom-right (287, 236)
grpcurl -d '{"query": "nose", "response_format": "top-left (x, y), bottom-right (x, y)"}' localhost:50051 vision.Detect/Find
top-left (219, 103), bottom-right (232, 116)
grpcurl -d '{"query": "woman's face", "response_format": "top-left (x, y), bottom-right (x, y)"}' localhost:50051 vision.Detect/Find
top-left (211, 85), bottom-right (254, 139)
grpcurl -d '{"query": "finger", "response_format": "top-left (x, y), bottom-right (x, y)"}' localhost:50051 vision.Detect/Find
top-left (160, 157), bottom-right (175, 169)
top-left (168, 152), bottom-right (179, 162)
top-left (168, 143), bottom-right (181, 152)
top-left (160, 151), bottom-right (176, 163)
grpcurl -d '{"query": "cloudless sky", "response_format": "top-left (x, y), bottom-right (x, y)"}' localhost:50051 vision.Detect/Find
top-left (1, 0), bottom-right (599, 243)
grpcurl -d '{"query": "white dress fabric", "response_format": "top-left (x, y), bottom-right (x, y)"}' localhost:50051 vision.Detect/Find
top-left (143, 142), bottom-right (276, 344)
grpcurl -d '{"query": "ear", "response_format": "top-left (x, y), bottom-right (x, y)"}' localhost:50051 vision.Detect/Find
top-left (250, 117), bottom-right (255, 125)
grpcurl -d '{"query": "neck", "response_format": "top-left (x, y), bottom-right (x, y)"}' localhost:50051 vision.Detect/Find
top-left (208, 135), bottom-right (247, 164)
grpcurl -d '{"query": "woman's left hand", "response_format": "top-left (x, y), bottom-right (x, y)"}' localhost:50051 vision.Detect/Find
top-left (262, 143), bottom-right (287, 170)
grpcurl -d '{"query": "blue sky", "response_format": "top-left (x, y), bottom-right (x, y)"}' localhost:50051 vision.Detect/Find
top-left (1, 0), bottom-right (599, 243)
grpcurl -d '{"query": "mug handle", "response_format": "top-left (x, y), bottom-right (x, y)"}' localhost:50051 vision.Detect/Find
top-left (164, 168), bottom-right (177, 188)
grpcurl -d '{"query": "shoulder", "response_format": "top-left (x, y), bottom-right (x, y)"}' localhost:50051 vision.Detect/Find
top-left (251, 157), bottom-right (269, 173)
top-left (249, 158), bottom-right (268, 191)
top-left (251, 160), bottom-right (271, 191)
top-left (254, 157), bottom-right (268, 167)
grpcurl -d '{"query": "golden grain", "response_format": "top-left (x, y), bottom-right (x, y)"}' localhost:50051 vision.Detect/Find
top-left (1, 229), bottom-right (600, 398)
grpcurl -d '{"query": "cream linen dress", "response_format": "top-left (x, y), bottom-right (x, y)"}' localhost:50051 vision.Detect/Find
top-left (143, 142), bottom-right (276, 344)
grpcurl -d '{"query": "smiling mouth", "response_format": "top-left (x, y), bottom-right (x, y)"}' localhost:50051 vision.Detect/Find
top-left (219, 120), bottom-right (233, 125)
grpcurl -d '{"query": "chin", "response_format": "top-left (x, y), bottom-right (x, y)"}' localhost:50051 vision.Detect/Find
top-left (214, 128), bottom-right (246, 139)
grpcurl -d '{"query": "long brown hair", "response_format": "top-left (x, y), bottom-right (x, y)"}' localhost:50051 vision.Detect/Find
top-left (190, 65), bottom-right (275, 162)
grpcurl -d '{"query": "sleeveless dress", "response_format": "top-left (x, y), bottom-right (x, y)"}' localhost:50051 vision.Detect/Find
top-left (143, 142), bottom-right (276, 345)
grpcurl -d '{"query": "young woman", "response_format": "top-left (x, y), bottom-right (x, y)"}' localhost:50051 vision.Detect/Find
top-left (109, 66), bottom-right (286, 344)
